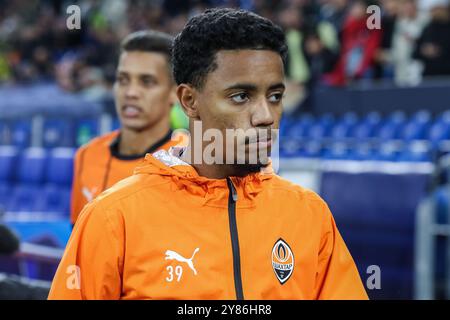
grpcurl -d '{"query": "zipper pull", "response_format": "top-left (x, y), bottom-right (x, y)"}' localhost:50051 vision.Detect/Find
top-left (227, 177), bottom-right (238, 202)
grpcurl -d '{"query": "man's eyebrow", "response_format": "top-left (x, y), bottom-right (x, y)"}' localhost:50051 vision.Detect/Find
top-left (224, 83), bottom-right (286, 92)
top-left (268, 83), bottom-right (286, 91)
top-left (224, 83), bottom-right (258, 92)
top-left (116, 71), bottom-right (155, 78)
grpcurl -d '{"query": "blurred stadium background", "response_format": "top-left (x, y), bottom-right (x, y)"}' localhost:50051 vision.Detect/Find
top-left (1, 0), bottom-right (450, 300)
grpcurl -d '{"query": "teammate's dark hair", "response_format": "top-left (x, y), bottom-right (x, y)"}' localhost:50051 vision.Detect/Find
top-left (0, 224), bottom-right (20, 255)
top-left (121, 30), bottom-right (174, 60)
top-left (172, 8), bottom-right (288, 89)
top-left (120, 30), bottom-right (174, 79)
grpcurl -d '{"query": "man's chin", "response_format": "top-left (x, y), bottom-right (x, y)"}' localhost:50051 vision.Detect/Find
top-left (121, 120), bottom-right (149, 132)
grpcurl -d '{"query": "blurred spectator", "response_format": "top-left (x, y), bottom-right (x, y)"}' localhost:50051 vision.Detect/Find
top-left (77, 66), bottom-right (110, 102)
top-left (276, 2), bottom-right (339, 114)
top-left (413, 0), bottom-right (450, 77)
top-left (2, 0), bottom-right (449, 92)
top-left (0, 223), bottom-right (50, 300)
top-left (391, 0), bottom-right (429, 85)
top-left (278, 5), bottom-right (310, 84)
top-left (319, 0), bottom-right (351, 35)
top-left (373, 0), bottom-right (398, 79)
top-left (324, 0), bottom-right (382, 86)
top-left (278, 3), bottom-right (339, 85)
top-left (0, 224), bottom-right (19, 255)
top-left (303, 29), bottom-right (339, 82)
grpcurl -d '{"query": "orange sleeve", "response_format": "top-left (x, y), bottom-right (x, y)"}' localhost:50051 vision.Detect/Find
top-left (70, 147), bottom-right (87, 225)
top-left (314, 202), bottom-right (369, 300)
top-left (49, 201), bottom-right (123, 300)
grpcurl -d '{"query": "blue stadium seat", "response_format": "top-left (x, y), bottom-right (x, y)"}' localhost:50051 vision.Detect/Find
top-left (397, 143), bottom-right (432, 162)
top-left (330, 121), bottom-right (355, 140)
top-left (428, 121), bottom-right (450, 144)
top-left (299, 113), bottom-right (315, 125)
top-left (397, 150), bottom-right (431, 162)
top-left (35, 185), bottom-right (71, 215)
top-left (318, 113), bottom-right (335, 127)
top-left (46, 148), bottom-right (75, 186)
top-left (401, 120), bottom-right (430, 141)
top-left (347, 145), bottom-right (376, 161)
top-left (306, 122), bottom-right (331, 140)
top-left (43, 119), bottom-right (75, 148)
top-left (377, 121), bottom-right (405, 140)
top-left (387, 111), bottom-right (407, 124)
top-left (301, 141), bottom-right (323, 158)
top-left (279, 140), bottom-right (303, 158)
top-left (352, 122), bottom-right (377, 139)
top-left (8, 184), bottom-right (41, 212)
top-left (0, 182), bottom-right (10, 211)
top-left (322, 143), bottom-right (350, 160)
top-left (363, 111), bottom-right (382, 125)
top-left (16, 148), bottom-right (47, 184)
top-left (0, 146), bottom-right (19, 182)
top-left (11, 120), bottom-right (31, 148)
top-left (341, 112), bottom-right (358, 126)
top-left (437, 110), bottom-right (450, 125)
top-left (411, 110), bottom-right (432, 124)
top-left (279, 117), bottom-right (293, 138)
top-left (350, 112), bottom-right (382, 140)
top-left (287, 116), bottom-right (314, 138)
top-left (373, 143), bottom-right (400, 161)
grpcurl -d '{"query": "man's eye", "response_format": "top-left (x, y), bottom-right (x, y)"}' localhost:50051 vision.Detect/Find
top-left (268, 93), bottom-right (283, 103)
top-left (141, 78), bottom-right (156, 86)
top-left (117, 77), bottom-right (128, 85)
top-left (230, 93), bottom-right (249, 104)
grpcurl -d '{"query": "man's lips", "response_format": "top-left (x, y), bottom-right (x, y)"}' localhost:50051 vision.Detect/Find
top-left (122, 105), bottom-right (143, 117)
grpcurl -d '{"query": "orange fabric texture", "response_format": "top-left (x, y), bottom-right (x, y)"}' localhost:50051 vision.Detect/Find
top-left (70, 130), bottom-right (180, 225)
top-left (51, 149), bottom-right (368, 300)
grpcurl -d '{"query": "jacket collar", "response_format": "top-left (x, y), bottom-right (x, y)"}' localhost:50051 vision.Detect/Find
top-left (135, 147), bottom-right (274, 208)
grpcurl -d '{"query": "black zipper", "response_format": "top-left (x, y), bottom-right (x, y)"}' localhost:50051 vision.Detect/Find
top-left (226, 177), bottom-right (244, 300)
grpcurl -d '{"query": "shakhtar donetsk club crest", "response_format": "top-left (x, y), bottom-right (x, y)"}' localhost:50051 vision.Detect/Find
top-left (271, 238), bottom-right (294, 284)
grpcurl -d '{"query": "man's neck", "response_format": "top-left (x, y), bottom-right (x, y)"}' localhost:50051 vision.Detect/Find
top-left (119, 120), bottom-right (170, 156)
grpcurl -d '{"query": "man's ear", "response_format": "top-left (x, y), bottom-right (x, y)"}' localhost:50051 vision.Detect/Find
top-left (176, 84), bottom-right (200, 120)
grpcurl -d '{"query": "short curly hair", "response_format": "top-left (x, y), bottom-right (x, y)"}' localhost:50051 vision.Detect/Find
top-left (172, 8), bottom-right (288, 89)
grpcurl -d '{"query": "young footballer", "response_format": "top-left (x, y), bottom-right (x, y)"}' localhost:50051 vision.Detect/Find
top-left (50, 9), bottom-right (367, 300)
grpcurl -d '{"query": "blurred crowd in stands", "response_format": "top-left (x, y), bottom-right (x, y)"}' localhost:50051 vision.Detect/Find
top-left (0, 0), bottom-right (450, 99)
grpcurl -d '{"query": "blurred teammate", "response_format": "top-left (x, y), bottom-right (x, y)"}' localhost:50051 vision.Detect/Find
top-left (0, 224), bottom-right (50, 299)
top-left (70, 30), bottom-right (180, 225)
top-left (50, 9), bottom-right (367, 300)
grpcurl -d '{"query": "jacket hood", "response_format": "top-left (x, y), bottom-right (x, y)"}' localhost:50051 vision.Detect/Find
top-left (134, 147), bottom-right (274, 208)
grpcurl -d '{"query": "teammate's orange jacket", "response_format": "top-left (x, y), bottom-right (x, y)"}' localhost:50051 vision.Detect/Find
top-left (50, 148), bottom-right (368, 300)
top-left (70, 130), bottom-right (180, 225)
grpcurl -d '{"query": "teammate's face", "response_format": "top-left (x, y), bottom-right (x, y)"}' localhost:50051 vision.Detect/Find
top-left (181, 50), bottom-right (285, 169)
top-left (114, 51), bottom-right (175, 132)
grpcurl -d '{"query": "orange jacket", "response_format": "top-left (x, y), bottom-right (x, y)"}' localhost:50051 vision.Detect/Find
top-left (50, 148), bottom-right (368, 300)
top-left (70, 130), bottom-right (179, 225)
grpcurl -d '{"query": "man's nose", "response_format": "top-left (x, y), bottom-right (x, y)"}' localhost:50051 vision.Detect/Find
top-left (125, 83), bottom-right (141, 99)
top-left (251, 98), bottom-right (275, 128)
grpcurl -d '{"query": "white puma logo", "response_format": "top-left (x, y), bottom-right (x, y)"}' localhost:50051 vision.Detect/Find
top-left (165, 248), bottom-right (200, 275)
top-left (82, 187), bottom-right (98, 202)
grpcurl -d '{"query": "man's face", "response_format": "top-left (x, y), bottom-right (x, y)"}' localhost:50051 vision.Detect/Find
top-left (114, 51), bottom-right (175, 132)
top-left (194, 50), bottom-right (285, 169)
